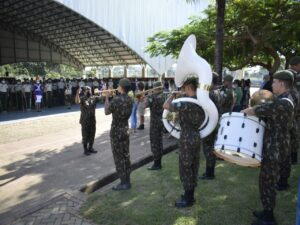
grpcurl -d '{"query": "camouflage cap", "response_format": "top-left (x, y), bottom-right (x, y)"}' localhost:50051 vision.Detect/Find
top-left (223, 75), bottom-right (233, 82)
top-left (118, 78), bottom-right (131, 87)
top-left (153, 81), bottom-right (162, 88)
top-left (273, 70), bottom-right (294, 82)
top-left (290, 56), bottom-right (300, 66)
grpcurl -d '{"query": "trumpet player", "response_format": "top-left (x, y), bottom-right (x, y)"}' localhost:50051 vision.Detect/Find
top-left (144, 82), bottom-right (165, 170)
top-left (105, 78), bottom-right (133, 191)
top-left (163, 76), bottom-right (205, 208)
top-left (75, 86), bottom-right (99, 156)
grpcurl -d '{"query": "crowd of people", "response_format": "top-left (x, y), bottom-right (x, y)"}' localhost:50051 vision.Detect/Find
top-left (0, 77), bottom-right (178, 113)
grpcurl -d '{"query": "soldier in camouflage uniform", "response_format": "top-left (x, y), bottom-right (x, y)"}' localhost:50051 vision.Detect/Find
top-left (289, 56), bottom-right (300, 164)
top-left (105, 78), bottom-right (133, 191)
top-left (242, 70), bottom-right (294, 225)
top-left (199, 72), bottom-right (221, 180)
top-left (164, 77), bottom-right (205, 208)
top-left (219, 75), bottom-right (236, 114)
top-left (75, 86), bottom-right (98, 156)
top-left (145, 81), bottom-right (165, 170)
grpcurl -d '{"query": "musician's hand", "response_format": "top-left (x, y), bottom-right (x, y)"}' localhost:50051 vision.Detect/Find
top-left (241, 107), bottom-right (255, 116)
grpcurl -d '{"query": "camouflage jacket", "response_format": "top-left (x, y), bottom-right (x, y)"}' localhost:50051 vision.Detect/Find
top-left (289, 69), bottom-right (300, 116)
top-left (147, 93), bottom-right (165, 122)
top-left (254, 92), bottom-right (294, 161)
top-left (79, 95), bottom-right (97, 124)
top-left (210, 89), bottom-right (221, 117)
top-left (219, 86), bottom-right (235, 114)
top-left (170, 97), bottom-right (205, 139)
top-left (106, 93), bottom-right (133, 130)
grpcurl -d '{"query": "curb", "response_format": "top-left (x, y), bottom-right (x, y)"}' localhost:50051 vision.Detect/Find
top-left (80, 142), bottom-right (178, 194)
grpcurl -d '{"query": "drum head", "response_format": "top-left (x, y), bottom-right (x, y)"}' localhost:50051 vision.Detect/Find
top-left (214, 150), bottom-right (260, 168)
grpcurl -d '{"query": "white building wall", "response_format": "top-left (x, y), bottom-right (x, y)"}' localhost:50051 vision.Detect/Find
top-left (54, 0), bottom-right (208, 75)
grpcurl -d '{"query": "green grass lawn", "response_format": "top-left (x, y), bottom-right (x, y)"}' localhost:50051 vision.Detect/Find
top-left (81, 151), bottom-right (299, 225)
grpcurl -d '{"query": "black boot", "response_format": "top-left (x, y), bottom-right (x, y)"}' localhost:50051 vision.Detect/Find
top-left (291, 152), bottom-right (298, 164)
top-left (253, 210), bottom-right (264, 219)
top-left (276, 177), bottom-right (289, 191)
top-left (137, 124), bottom-right (144, 130)
top-left (148, 158), bottom-right (162, 170)
top-left (251, 210), bottom-right (277, 225)
top-left (175, 189), bottom-right (194, 208)
top-left (88, 142), bottom-right (98, 154)
top-left (199, 166), bottom-right (215, 180)
top-left (112, 175), bottom-right (131, 191)
top-left (83, 143), bottom-right (90, 156)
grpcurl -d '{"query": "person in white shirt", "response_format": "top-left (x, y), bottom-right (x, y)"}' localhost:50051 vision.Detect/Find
top-left (22, 79), bottom-right (32, 111)
top-left (15, 79), bottom-right (23, 111)
top-left (65, 82), bottom-right (72, 109)
top-left (45, 79), bottom-right (53, 108)
top-left (78, 79), bottom-right (85, 88)
top-left (0, 79), bottom-right (9, 113)
top-left (58, 78), bottom-right (65, 106)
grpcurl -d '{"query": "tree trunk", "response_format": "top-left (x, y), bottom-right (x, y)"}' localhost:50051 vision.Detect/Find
top-left (214, 0), bottom-right (226, 83)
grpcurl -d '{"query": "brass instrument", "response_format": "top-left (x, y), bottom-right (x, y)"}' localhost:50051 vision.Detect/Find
top-left (136, 86), bottom-right (163, 98)
top-left (94, 88), bottom-right (117, 97)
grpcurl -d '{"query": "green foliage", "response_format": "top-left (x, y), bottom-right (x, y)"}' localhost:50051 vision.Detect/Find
top-left (81, 151), bottom-right (299, 225)
top-left (0, 62), bottom-right (82, 80)
top-left (145, 0), bottom-right (300, 72)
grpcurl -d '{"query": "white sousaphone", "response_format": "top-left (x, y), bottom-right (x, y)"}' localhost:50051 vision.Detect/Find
top-left (162, 34), bottom-right (218, 138)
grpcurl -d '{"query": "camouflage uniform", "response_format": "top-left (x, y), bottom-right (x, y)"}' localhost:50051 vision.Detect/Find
top-left (253, 92), bottom-right (294, 211)
top-left (79, 94), bottom-right (97, 149)
top-left (106, 93), bottom-right (133, 182)
top-left (147, 92), bottom-right (165, 165)
top-left (202, 89), bottom-right (221, 176)
top-left (219, 85), bottom-right (235, 114)
top-left (170, 98), bottom-right (205, 191)
top-left (289, 69), bottom-right (300, 163)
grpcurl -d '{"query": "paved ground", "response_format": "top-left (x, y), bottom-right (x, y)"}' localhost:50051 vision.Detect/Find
top-left (0, 106), bottom-right (177, 225)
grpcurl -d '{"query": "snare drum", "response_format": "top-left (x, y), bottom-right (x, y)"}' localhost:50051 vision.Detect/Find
top-left (214, 112), bottom-right (265, 167)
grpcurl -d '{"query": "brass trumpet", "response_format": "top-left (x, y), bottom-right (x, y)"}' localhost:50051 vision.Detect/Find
top-left (94, 88), bottom-right (118, 97)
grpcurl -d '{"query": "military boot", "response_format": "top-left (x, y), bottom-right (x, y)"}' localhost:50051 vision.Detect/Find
top-left (251, 210), bottom-right (277, 225)
top-left (137, 124), bottom-right (144, 130)
top-left (148, 158), bottom-right (162, 170)
top-left (112, 175), bottom-right (131, 191)
top-left (276, 177), bottom-right (289, 191)
top-left (291, 152), bottom-right (298, 164)
top-left (175, 189), bottom-right (194, 208)
top-left (83, 143), bottom-right (90, 156)
top-left (88, 141), bottom-right (98, 154)
top-left (199, 166), bottom-right (215, 180)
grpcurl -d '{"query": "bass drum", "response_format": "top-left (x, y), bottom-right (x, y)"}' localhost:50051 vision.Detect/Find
top-left (214, 112), bottom-right (265, 167)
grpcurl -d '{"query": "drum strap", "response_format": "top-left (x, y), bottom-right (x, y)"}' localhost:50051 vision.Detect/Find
top-left (281, 97), bottom-right (294, 108)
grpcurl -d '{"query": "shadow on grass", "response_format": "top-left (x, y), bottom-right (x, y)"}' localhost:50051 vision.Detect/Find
top-left (81, 152), bottom-right (299, 225)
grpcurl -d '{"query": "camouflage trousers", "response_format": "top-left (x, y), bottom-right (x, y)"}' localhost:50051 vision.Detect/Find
top-left (110, 129), bottom-right (131, 180)
top-left (279, 136), bottom-right (291, 179)
top-left (81, 122), bottom-right (96, 145)
top-left (150, 120), bottom-right (163, 161)
top-left (291, 117), bottom-right (300, 154)
top-left (179, 134), bottom-right (201, 191)
top-left (259, 158), bottom-right (279, 211)
top-left (203, 131), bottom-right (216, 168)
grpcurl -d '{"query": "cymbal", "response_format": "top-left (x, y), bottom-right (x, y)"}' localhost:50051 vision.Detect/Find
top-left (250, 89), bottom-right (274, 107)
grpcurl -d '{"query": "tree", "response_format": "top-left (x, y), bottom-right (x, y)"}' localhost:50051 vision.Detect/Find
top-left (145, 0), bottom-right (300, 74)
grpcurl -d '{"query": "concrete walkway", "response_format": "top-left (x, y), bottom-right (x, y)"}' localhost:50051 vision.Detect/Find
top-left (0, 108), bottom-right (177, 225)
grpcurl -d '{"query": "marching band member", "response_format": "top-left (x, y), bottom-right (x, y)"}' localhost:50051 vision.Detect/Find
top-left (144, 81), bottom-right (165, 170)
top-left (242, 70), bottom-right (294, 225)
top-left (75, 86), bottom-right (98, 156)
top-left (163, 76), bottom-right (205, 208)
top-left (199, 72), bottom-right (221, 180)
top-left (289, 56), bottom-right (300, 164)
top-left (105, 78), bottom-right (133, 191)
